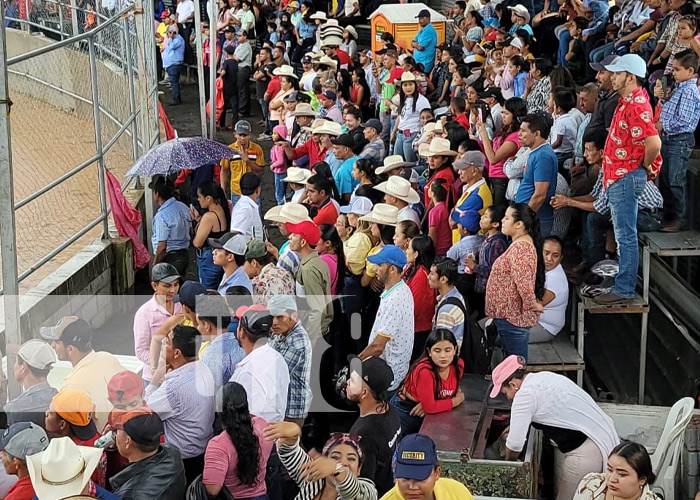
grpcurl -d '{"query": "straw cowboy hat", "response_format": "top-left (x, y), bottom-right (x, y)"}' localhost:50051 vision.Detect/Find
top-left (264, 202), bottom-right (313, 223)
top-left (423, 122), bottom-right (437, 134)
top-left (291, 103), bottom-right (316, 117)
top-left (313, 121), bottom-right (343, 136)
top-left (310, 11), bottom-right (327, 20)
top-left (273, 65), bottom-right (299, 79)
top-left (282, 167), bottom-right (313, 184)
top-left (27, 437), bottom-right (103, 500)
top-left (317, 55), bottom-right (338, 70)
top-left (399, 72), bottom-right (418, 83)
top-left (424, 138), bottom-right (457, 157)
top-left (302, 118), bottom-right (326, 132)
top-left (344, 26), bottom-right (358, 40)
top-left (360, 203), bottom-right (399, 226)
top-left (374, 176), bottom-right (420, 204)
top-left (375, 155), bottom-right (415, 175)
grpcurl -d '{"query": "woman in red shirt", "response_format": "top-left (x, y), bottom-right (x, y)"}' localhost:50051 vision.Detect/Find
top-left (485, 202), bottom-right (545, 360)
top-left (423, 138), bottom-right (457, 218)
top-left (402, 235), bottom-right (436, 361)
top-left (390, 329), bottom-right (465, 435)
top-left (349, 68), bottom-right (370, 115)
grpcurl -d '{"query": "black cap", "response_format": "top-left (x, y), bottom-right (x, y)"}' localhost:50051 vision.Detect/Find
top-left (151, 262), bottom-right (181, 283)
top-left (240, 309), bottom-right (273, 337)
top-left (331, 134), bottom-right (354, 148)
top-left (173, 280), bottom-right (207, 311)
top-left (124, 412), bottom-right (164, 446)
top-left (351, 356), bottom-right (394, 394)
top-left (39, 317), bottom-right (93, 349)
top-left (375, 43), bottom-right (397, 55)
top-left (416, 8), bottom-right (431, 18)
top-left (478, 87), bottom-right (503, 102)
top-left (284, 90), bottom-right (302, 102)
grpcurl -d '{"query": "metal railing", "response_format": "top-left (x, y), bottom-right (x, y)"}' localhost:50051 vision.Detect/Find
top-left (0, 0), bottom-right (159, 295)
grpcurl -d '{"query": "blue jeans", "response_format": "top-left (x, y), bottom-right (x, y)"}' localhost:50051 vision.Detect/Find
top-left (390, 394), bottom-right (424, 436)
top-left (231, 193), bottom-right (241, 206)
top-left (585, 211), bottom-right (612, 264)
top-left (274, 172), bottom-right (287, 205)
top-left (590, 42), bottom-right (614, 64)
top-left (557, 29), bottom-right (571, 66)
top-left (660, 132), bottom-right (694, 224)
top-left (493, 318), bottom-right (530, 360)
top-left (394, 131), bottom-right (419, 163)
top-left (165, 64), bottom-right (182, 103)
top-left (196, 247), bottom-right (223, 290)
top-left (539, 215), bottom-right (553, 239)
top-left (607, 167), bottom-right (646, 298)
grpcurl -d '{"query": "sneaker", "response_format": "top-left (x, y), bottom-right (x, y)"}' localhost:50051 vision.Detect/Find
top-left (257, 133), bottom-right (272, 141)
top-left (593, 292), bottom-right (632, 305)
top-left (659, 221), bottom-right (682, 233)
top-left (159, 78), bottom-right (169, 85)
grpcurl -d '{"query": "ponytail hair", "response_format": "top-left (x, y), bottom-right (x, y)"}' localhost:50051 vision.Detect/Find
top-left (220, 382), bottom-right (261, 486)
top-left (509, 202), bottom-right (545, 300)
top-left (319, 224), bottom-right (347, 295)
top-left (198, 181), bottom-right (231, 229)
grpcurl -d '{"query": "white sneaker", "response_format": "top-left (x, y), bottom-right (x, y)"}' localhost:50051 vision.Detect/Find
top-left (159, 78), bottom-right (169, 85)
top-left (257, 133), bottom-right (272, 141)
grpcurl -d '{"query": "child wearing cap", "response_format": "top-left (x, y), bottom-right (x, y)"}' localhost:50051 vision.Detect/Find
top-left (447, 210), bottom-right (485, 275)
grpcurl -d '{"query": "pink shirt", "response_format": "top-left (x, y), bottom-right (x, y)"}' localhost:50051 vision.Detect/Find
top-left (133, 295), bottom-right (182, 381)
top-left (428, 202), bottom-right (452, 256)
top-left (203, 416), bottom-right (273, 498)
top-left (486, 131), bottom-right (520, 179)
top-left (320, 253), bottom-right (338, 295)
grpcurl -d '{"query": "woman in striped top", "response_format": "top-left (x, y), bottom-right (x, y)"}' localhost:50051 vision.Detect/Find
top-left (264, 422), bottom-right (377, 500)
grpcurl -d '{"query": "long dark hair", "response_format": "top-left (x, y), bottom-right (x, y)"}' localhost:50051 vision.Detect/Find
top-left (352, 68), bottom-right (370, 105)
top-left (376, 223), bottom-right (395, 245)
top-left (497, 97), bottom-right (527, 140)
top-left (354, 158), bottom-right (378, 185)
top-left (549, 66), bottom-right (575, 91)
top-left (609, 442), bottom-right (656, 486)
top-left (220, 382), bottom-right (261, 486)
top-left (311, 161), bottom-right (341, 201)
top-left (337, 69), bottom-right (352, 101)
top-left (319, 224), bottom-right (347, 295)
top-left (198, 181), bottom-right (231, 229)
top-left (281, 75), bottom-right (300, 91)
top-left (403, 234), bottom-right (435, 281)
top-left (399, 77), bottom-right (421, 115)
top-left (509, 202), bottom-right (545, 300)
top-left (419, 329), bottom-right (464, 400)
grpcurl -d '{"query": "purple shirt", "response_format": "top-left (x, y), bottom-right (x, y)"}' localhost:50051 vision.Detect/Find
top-left (133, 295), bottom-right (182, 381)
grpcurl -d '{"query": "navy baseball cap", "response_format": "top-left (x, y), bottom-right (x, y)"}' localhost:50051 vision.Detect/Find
top-left (394, 434), bottom-right (438, 481)
top-left (451, 210), bottom-right (481, 234)
top-left (367, 244), bottom-right (407, 269)
top-left (361, 118), bottom-right (383, 133)
top-left (173, 280), bottom-right (207, 311)
top-left (416, 8), bottom-right (431, 18)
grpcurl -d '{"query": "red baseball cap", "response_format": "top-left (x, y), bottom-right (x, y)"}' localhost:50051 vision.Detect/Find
top-left (285, 221), bottom-right (320, 246)
top-left (108, 371), bottom-right (145, 402)
top-left (234, 303), bottom-right (267, 319)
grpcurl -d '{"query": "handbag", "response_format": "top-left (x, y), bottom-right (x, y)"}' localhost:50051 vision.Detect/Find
top-left (186, 474), bottom-right (235, 500)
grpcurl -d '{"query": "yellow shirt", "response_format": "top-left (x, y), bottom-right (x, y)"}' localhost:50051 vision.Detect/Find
top-left (380, 478), bottom-right (473, 500)
top-left (344, 231), bottom-right (372, 276)
top-left (220, 140), bottom-right (265, 196)
top-left (157, 22), bottom-right (168, 49)
top-left (364, 245), bottom-right (382, 279)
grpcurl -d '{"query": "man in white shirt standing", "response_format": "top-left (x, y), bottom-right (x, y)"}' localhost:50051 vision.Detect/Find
top-left (230, 172), bottom-right (264, 239)
top-left (230, 305), bottom-right (290, 422)
top-left (529, 236), bottom-right (569, 343)
top-left (359, 245), bottom-right (414, 397)
top-left (175, 0), bottom-right (195, 64)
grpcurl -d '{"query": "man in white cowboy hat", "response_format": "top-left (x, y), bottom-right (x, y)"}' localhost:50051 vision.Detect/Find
top-left (27, 437), bottom-right (114, 500)
top-left (289, 103), bottom-right (316, 150)
top-left (322, 39), bottom-right (353, 70)
top-left (359, 118), bottom-right (386, 167)
top-left (282, 166), bottom-right (313, 203)
top-left (278, 120), bottom-right (341, 168)
top-left (375, 176), bottom-right (421, 224)
top-left (375, 155), bottom-right (414, 177)
top-left (264, 203), bottom-right (313, 276)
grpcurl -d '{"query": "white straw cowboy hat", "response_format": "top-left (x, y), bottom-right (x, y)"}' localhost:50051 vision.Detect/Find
top-left (27, 437), bottom-right (103, 500)
top-left (344, 26), bottom-right (358, 40)
top-left (399, 72), bottom-right (418, 83)
top-left (291, 103), bottom-right (316, 117)
top-left (264, 202), bottom-right (313, 223)
top-left (360, 203), bottom-right (399, 226)
top-left (313, 121), bottom-right (343, 136)
top-left (310, 11), bottom-right (326, 20)
top-left (423, 122), bottom-right (437, 134)
top-left (317, 55), bottom-right (338, 70)
top-left (424, 138), bottom-right (457, 157)
top-left (282, 167), bottom-right (313, 184)
top-left (374, 176), bottom-right (420, 204)
top-left (273, 65), bottom-right (299, 79)
top-left (375, 155), bottom-right (415, 175)
top-left (302, 118), bottom-right (326, 132)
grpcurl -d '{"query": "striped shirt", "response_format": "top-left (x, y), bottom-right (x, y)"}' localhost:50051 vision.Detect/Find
top-left (434, 287), bottom-right (465, 343)
top-left (591, 169), bottom-right (663, 216)
top-left (152, 197), bottom-right (191, 252)
top-left (269, 322), bottom-right (312, 420)
top-left (277, 440), bottom-right (378, 500)
top-left (278, 242), bottom-right (302, 276)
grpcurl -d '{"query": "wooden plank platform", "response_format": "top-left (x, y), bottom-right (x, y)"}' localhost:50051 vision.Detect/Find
top-left (576, 288), bottom-right (649, 314)
top-left (640, 230), bottom-right (700, 256)
top-left (528, 334), bottom-right (584, 372)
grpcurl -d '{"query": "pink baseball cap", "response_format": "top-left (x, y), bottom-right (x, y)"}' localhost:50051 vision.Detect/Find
top-left (489, 355), bottom-right (526, 398)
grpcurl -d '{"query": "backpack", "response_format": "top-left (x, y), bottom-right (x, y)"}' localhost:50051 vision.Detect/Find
top-left (437, 296), bottom-right (493, 375)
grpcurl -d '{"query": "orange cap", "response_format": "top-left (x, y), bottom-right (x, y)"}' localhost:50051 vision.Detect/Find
top-left (50, 389), bottom-right (94, 426)
top-left (108, 407), bottom-right (153, 430)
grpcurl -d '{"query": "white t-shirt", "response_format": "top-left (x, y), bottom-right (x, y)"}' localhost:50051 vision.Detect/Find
top-left (538, 264), bottom-right (569, 335)
top-left (507, 372), bottom-right (619, 456)
top-left (344, 0), bottom-right (359, 16)
top-left (230, 195), bottom-right (264, 240)
top-left (301, 70), bottom-right (317, 91)
top-left (176, 0), bottom-right (194, 23)
top-left (398, 205), bottom-right (420, 224)
top-left (230, 343), bottom-right (290, 422)
top-left (368, 280), bottom-right (415, 390)
top-left (550, 112), bottom-right (578, 154)
top-left (397, 94), bottom-right (431, 134)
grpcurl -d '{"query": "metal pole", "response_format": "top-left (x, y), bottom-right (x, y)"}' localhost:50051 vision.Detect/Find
top-left (88, 37), bottom-right (110, 240)
top-left (193, 0), bottom-right (207, 137)
top-left (58, 1), bottom-right (65, 40)
top-left (70, 0), bottom-right (79, 37)
top-left (0, 16), bottom-right (22, 399)
top-left (208, 0), bottom-right (217, 140)
top-left (24, 0), bottom-right (30, 32)
top-left (123, 17), bottom-right (140, 161)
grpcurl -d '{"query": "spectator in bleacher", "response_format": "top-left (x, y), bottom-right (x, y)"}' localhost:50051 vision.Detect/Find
top-left (528, 236), bottom-right (569, 343)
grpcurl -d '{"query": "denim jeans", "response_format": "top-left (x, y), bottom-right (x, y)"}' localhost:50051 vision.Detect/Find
top-left (607, 167), bottom-right (646, 298)
top-left (557, 27), bottom-right (571, 66)
top-left (493, 318), bottom-right (530, 360)
top-left (274, 172), bottom-right (287, 205)
top-left (590, 42), bottom-right (614, 64)
top-left (165, 64), bottom-right (182, 103)
top-left (394, 131), bottom-right (418, 162)
top-left (585, 211), bottom-right (611, 264)
top-left (539, 216), bottom-right (553, 239)
top-left (196, 247), bottom-right (223, 290)
top-left (231, 193), bottom-right (241, 207)
top-left (390, 394), bottom-right (424, 436)
top-left (660, 132), bottom-right (695, 224)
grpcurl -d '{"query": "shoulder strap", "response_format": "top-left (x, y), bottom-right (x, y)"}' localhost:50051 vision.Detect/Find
top-left (437, 296), bottom-right (466, 317)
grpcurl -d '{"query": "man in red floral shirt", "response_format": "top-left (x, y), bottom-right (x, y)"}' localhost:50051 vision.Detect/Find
top-left (595, 54), bottom-right (662, 305)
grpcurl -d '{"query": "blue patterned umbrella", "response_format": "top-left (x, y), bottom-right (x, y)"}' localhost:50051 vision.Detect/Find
top-left (125, 137), bottom-right (237, 177)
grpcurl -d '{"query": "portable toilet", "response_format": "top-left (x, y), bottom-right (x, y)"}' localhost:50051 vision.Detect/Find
top-left (369, 3), bottom-right (447, 55)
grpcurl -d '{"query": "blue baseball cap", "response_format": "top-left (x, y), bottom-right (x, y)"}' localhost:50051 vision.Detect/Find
top-left (366, 244), bottom-right (407, 269)
top-left (451, 210), bottom-right (481, 234)
top-left (604, 54), bottom-right (647, 78)
top-left (482, 17), bottom-right (499, 28)
top-left (394, 434), bottom-right (438, 481)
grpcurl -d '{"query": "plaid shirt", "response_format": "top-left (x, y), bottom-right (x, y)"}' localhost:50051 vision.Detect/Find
top-left (660, 78), bottom-right (700, 136)
top-left (474, 231), bottom-right (509, 294)
top-left (358, 137), bottom-right (386, 167)
top-left (269, 321), bottom-right (312, 420)
top-left (591, 169), bottom-right (663, 216)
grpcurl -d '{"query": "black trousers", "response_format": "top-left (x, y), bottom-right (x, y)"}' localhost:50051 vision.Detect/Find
top-left (163, 248), bottom-right (188, 277)
top-left (182, 453), bottom-right (204, 486)
top-left (238, 66), bottom-right (252, 116)
top-left (220, 90), bottom-right (239, 128)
